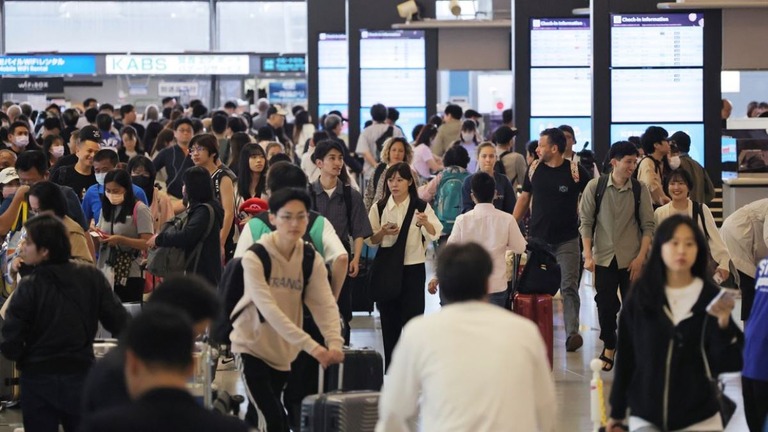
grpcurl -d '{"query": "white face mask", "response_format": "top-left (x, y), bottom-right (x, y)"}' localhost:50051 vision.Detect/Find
top-left (95, 172), bottom-right (107, 186)
top-left (105, 192), bottom-right (125, 206)
top-left (461, 132), bottom-right (475, 143)
top-left (51, 146), bottom-right (65, 158)
top-left (14, 136), bottom-right (29, 148)
top-left (668, 155), bottom-right (681, 170)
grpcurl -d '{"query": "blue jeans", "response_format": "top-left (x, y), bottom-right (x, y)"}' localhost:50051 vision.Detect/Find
top-left (488, 291), bottom-right (509, 308)
top-left (21, 371), bottom-right (87, 432)
top-left (553, 237), bottom-right (581, 336)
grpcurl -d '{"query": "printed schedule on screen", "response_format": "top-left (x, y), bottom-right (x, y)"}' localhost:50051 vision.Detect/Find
top-left (360, 30), bottom-right (425, 69)
top-left (531, 18), bottom-right (591, 67)
top-left (611, 13), bottom-right (703, 68)
top-left (531, 68), bottom-right (592, 117)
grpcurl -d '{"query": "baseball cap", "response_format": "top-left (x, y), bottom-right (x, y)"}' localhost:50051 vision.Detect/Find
top-left (0, 167), bottom-right (19, 185)
top-left (312, 140), bottom-right (346, 163)
top-left (668, 131), bottom-right (691, 149)
top-left (266, 105), bottom-right (288, 117)
top-left (79, 125), bottom-right (102, 143)
top-left (328, 110), bottom-right (348, 123)
top-left (239, 198), bottom-right (269, 215)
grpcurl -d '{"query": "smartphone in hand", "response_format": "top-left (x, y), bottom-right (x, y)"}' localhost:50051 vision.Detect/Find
top-left (706, 288), bottom-right (737, 314)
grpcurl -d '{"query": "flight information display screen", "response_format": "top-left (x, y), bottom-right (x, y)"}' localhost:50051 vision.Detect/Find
top-left (611, 13), bottom-right (704, 68)
top-left (359, 29), bottom-right (426, 134)
top-left (610, 13), bottom-right (704, 164)
top-left (529, 17), bottom-right (592, 143)
top-left (531, 18), bottom-right (591, 67)
top-left (318, 33), bottom-right (348, 118)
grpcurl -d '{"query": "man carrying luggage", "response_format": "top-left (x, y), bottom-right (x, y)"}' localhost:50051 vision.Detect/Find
top-left (377, 242), bottom-right (556, 432)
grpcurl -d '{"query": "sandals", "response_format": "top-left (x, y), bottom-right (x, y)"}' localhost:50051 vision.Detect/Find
top-left (599, 348), bottom-right (615, 372)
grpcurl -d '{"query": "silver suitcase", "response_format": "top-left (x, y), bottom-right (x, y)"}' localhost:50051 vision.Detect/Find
top-left (301, 364), bottom-right (380, 432)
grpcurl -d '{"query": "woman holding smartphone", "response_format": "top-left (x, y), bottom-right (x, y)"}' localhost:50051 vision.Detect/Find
top-left (607, 215), bottom-right (743, 432)
top-left (367, 162), bottom-right (442, 368)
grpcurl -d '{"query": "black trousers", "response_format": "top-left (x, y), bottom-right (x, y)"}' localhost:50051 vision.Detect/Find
top-left (594, 257), bottom-right (631, 350)
top-left (283, 313), bottom-right (324, 432)
top-left (742, 376), bottom-right (768, 432)
top-left (739, 270), bottom-right (757, 321)
top-left (21, 371), bottom-right (87, 432)
top-left (377, 263), bottom-right (426, 369)
top-left (241, 354), bottom-right (290, 432)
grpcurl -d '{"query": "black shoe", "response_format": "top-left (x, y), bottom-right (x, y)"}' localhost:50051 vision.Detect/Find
top-left (565, 334), bottom-right (583, 352)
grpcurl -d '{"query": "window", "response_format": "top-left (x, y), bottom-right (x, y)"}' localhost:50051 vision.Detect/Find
top-left (4, 2), bottom-right (210, 53)
top-left (217, 2), bottom-right (307, 53)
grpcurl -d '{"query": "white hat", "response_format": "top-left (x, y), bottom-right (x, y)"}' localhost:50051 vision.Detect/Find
top-left (0, 167), bottom-right (19, 185)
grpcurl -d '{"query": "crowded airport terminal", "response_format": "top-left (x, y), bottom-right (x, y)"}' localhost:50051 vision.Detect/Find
top-left (0, 0), bottom-right (767, 431)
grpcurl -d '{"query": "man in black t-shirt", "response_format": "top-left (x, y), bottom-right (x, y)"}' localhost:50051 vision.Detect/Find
top-left (51, 126), bottom-right (100, 200)
top-left (513, 128), bottom-right (590, 352)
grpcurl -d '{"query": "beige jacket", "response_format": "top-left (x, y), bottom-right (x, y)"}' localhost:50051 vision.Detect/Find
top-left (230, 232), bottom-right (343, 371)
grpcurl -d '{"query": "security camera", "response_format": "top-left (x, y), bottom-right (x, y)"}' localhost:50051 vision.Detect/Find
top-left (397, 0), bottom-right (420, 23)
top-left (449, 0), bottom-right (462, 17)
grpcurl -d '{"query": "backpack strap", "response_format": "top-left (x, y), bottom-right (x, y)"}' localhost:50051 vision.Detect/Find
top-left (246, 243), bottom-right (271, 324)
top-left (301, 241), bottom-right (316, 298)
top-left (372, 163), bottom-right (387, 191)
top-left (528, 159), bottom-right (541, 182)
top-left (693, 201), bottom-right (710, 240)
top-left (569, 159), bottom-right (580, 183)
top-left (630, 178), bottom-right (642, 233)
top-left (592, 174), bottom-right (610, 237)
top-left (377, 200), bottom-right (386, 220)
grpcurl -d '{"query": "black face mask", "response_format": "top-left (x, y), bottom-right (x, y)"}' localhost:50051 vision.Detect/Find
top-left (131, 175), bottom-right (154, 200)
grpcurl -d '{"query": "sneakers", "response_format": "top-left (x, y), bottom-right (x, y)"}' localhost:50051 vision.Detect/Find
top-left (565, 334), bottom-right (583, 352)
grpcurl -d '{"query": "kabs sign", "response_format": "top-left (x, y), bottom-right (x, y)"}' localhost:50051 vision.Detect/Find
top-left (106, 55), bottom-right (250, 75)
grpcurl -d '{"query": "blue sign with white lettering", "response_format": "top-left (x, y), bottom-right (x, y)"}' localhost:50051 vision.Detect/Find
top-left (268, 81), bottom-right (307, 103)
top-left (0, 55), bottom-right (96, 75)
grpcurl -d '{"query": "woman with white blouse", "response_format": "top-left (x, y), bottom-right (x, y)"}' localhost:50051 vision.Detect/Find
top-left (654, 169), bottom-right (732, 285)
top-left (367, 162), bottom-right (442, 368)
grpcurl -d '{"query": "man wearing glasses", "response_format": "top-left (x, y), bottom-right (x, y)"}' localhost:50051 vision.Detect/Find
top-left (152, 118), bottom-right (195, 201)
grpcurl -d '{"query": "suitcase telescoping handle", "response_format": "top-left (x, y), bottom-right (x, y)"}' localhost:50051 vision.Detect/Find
top-left (317, 362), bottom-right (345, 395)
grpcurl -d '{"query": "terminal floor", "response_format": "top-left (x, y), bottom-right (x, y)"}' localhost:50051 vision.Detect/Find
top-left (0, 269), bottom-right (750, 431)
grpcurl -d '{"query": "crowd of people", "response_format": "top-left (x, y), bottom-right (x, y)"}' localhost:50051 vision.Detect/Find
top-left (0, 96), bottom-right (766, 432)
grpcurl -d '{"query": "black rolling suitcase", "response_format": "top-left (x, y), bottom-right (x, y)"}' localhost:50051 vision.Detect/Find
top-left (323, 347), bottom-right (383, 392)
top-left (301, 363), bottom-right (380, 432)
top-left (350, 246), bottom-right (375, 314)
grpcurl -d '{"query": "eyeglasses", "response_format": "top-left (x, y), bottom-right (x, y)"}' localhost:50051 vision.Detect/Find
top-left (176, 128), bottom-right (194, 134)
top-left (190, 146), bottom-right (206, 154)
top-left (276, 213), bottom-right (308, 223)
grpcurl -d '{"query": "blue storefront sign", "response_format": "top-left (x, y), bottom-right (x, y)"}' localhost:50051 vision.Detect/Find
top-left (0, 55), bottom-right (97, 75)
top-left (268, 81), bottom-right (307, 103)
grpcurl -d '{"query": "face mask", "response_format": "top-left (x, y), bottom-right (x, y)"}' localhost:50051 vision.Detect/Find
top-left (14, 136), bottom-right (29, 148)
top-left (461, 132), bottom-right (475, 143)
top-left (106, 192), bottom-right (125, 206)
top-left (131, 175), bottom-right (152, 189)
top-left (95, 172), bottom-right (107, 186)
top-left (51, 146), bottom-right (65, 158)
top-left (668, 155), bottom-right (681, 170)
top-left (2, 186), bottom-right (17, 199)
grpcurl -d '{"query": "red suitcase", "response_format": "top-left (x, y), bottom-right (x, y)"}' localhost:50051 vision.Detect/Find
top-left (513, 293), bottom-right (554, 369)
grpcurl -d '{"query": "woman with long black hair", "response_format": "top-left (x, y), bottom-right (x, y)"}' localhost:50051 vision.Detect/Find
top-left (367, 162), bottom-right (442, 368)
top-left (94, 170), bottom-right (153, 303)
top-left (608, 215), bottom-right (743, 432)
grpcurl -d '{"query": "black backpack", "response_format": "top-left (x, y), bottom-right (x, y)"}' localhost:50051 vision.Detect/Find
top-left (516, 238), bottom-right (561, 296)
top-left (593, 174), bottom-right (642, 236)
top-left (211, 241), bottom-right (315, 346)
top-left (375, 126), bottom-right (394, 156)
top-left (576, 142), bottom-right (596, 180)
top-left (494, 150), bottom-right (515, 180)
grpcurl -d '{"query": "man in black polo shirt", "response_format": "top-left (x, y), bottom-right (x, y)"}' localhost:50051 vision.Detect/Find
top-left (50, 126), bottom-right (100, 200)
top-left (513, 128), bottom-right (590, 352)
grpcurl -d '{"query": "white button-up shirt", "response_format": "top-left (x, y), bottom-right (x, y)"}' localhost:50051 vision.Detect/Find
top-left (447, 203), bottom-right (527, 293)
top-left (367, 195), bottom-right (442, 265)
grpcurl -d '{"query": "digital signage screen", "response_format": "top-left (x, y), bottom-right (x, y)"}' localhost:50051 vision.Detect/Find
top-left (531, 68), bottom-right (592, 117)
top-left (611, 13), bottom-right (704, 68)
top-left (611, 68), bottom-right (703, 123)
top-left (531, 18), bottom-right (591, 67)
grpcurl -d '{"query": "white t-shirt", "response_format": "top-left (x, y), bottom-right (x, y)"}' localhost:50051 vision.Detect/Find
top-left (412, 144), bottom-right (434, 179)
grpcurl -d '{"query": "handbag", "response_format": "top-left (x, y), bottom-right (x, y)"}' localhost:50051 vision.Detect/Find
top-left (700, 317), bottom-right (737, 428)
top-left (369, 199), bottom-right (420, 303)
top-left (146, 204), bottom-right (214, 277)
